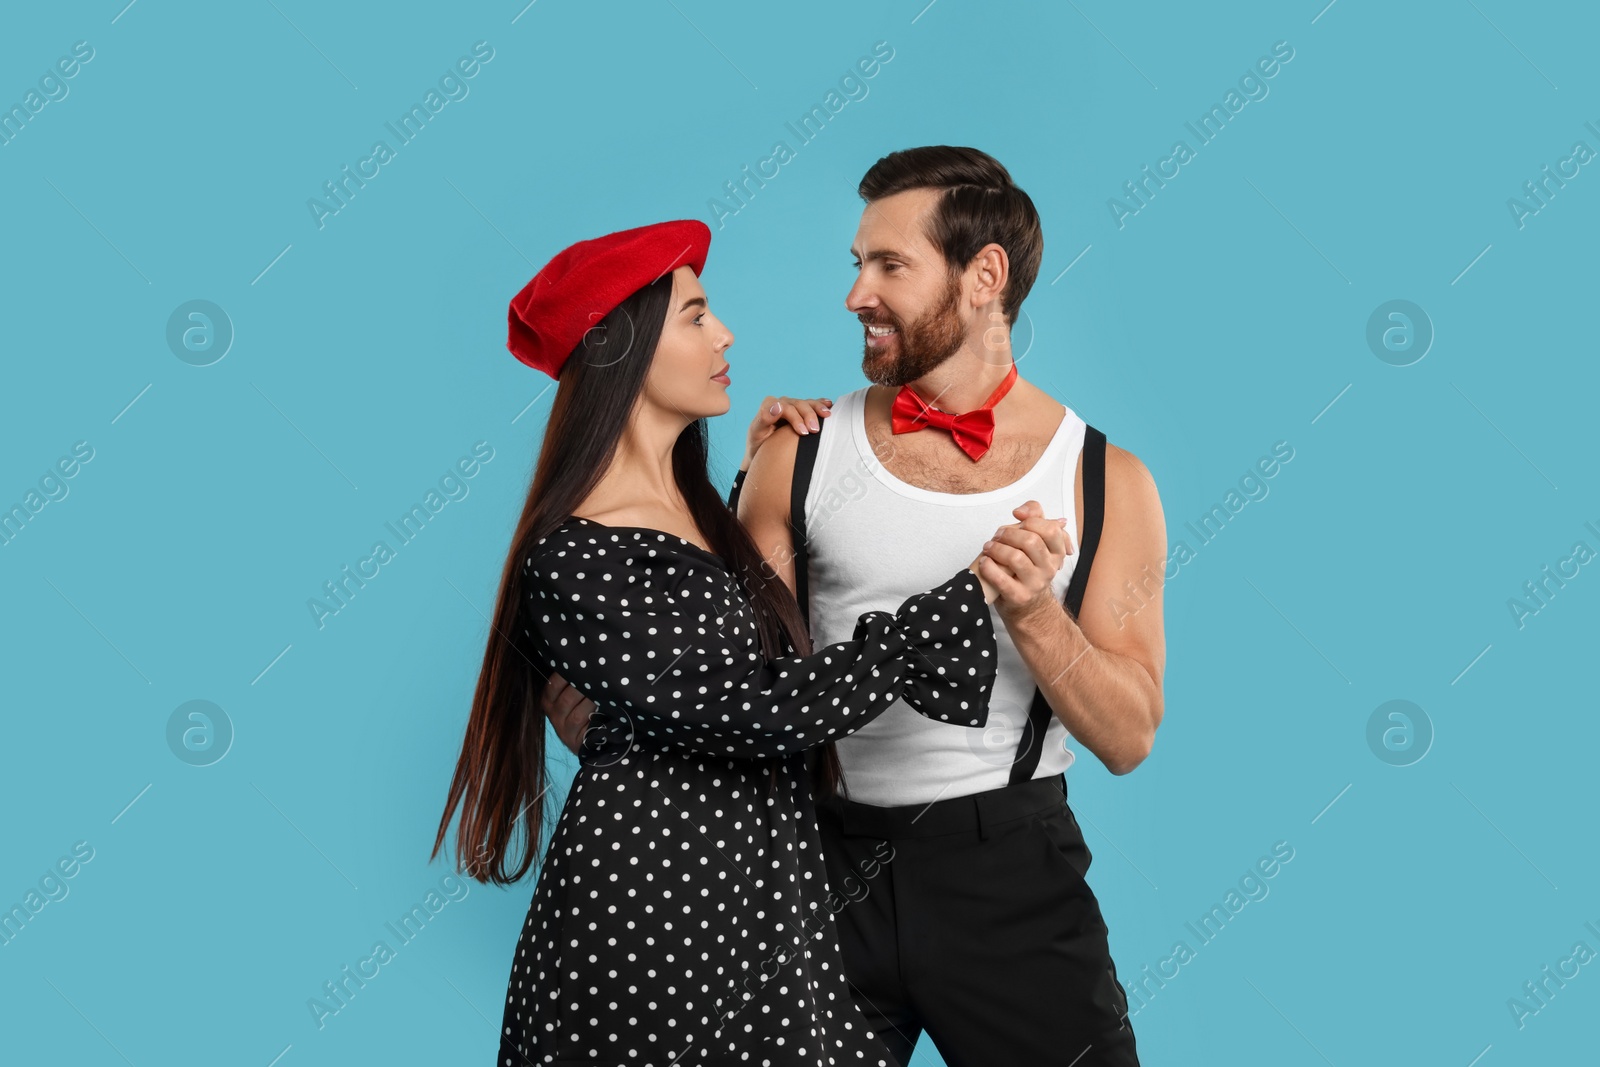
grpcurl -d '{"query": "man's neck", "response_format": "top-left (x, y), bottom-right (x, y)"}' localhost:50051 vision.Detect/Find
top-left (903, 345), bottom-right (1016, 413)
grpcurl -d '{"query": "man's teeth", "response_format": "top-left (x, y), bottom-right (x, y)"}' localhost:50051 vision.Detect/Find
top-left (866, 325), bottom-right (897, 336)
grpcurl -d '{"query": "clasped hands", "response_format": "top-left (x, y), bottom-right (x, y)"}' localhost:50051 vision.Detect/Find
top-left (967, 499), bottom-right (1075, 617)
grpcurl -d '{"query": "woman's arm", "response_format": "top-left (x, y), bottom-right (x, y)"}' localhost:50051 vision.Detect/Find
top-left (522, 531), bottom-right (996, 762)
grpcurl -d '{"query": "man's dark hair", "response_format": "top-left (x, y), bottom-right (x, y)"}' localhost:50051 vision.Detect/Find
top-left (857, 146), bottom-right (1043, 327)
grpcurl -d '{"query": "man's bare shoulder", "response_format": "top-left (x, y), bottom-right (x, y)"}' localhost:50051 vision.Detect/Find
top-left (738, 423), bottom-right (802, 528)
top-left (737, 424), bottom-right (806, 593)
top-left (1104, 442), bottom-right (1163, 525)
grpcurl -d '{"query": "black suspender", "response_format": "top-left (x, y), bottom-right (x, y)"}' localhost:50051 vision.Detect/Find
top-left (1009, 424), bottom-right (1106, 785)
top-left (728, 429), bottom-right (824, 628)
top-left (789, 426), bottom-right (823, 629)
top-left (777, 416), bottom-right (1106, 787)
top-left (787, 427), bottom-right (826, 787)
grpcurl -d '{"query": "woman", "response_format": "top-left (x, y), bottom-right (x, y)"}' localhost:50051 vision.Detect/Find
top-left (434, 219), bottom-right (1021, 1066)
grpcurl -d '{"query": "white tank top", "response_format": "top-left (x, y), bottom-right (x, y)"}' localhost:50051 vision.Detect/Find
top-left (803, 385), bottom-right (1087, 806)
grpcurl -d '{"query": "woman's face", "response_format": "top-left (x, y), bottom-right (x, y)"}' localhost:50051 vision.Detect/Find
top-left (641, 265), bottom-right (735, 422)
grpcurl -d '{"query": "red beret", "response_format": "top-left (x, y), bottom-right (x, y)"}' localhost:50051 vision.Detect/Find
top-left (507, 219), bottom-right (711, 379)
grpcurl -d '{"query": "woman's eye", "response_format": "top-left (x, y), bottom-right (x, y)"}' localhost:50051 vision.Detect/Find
top-left (693, 312), bottom-right (705, 326)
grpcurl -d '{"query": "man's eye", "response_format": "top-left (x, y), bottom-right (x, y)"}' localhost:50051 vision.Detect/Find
top-left (883, 263), bottom-right (899, 273)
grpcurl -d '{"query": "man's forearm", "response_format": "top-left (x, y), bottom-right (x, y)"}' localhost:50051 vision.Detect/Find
top-left (1005, 600), bottom-right (1160, 775)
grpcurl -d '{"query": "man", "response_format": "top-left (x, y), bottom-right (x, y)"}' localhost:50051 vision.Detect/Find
top-left (547, 146), bottom-right (1167, 1066)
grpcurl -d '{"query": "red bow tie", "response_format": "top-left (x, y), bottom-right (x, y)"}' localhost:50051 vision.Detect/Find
top-left (890, 361), bottom-right (1018, 461)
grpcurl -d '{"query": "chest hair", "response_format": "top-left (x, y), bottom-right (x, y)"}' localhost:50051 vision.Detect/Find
top-left (864, 425), bottom-right (1050, 494)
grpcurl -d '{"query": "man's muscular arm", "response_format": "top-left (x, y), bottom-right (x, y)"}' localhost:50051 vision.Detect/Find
top-left (736, 422), bottom-right (802, 596)
top-left (990, 444), bottom-right (1167, 776)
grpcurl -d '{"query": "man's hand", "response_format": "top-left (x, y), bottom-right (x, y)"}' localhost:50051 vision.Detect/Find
top-left (743, 395), bottom-right (833, 469)
top-left (541, 670), bottom-right (595, 756)
top-left (971, 499), bottom-right (1074, 621)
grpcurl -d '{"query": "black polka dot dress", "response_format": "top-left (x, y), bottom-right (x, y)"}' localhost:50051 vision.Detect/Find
top-left (498, 517), bottom-right (998, 1066)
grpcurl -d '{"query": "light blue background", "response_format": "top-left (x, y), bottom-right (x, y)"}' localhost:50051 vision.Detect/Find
top-left (2, 1), bottom-right (1596, 1063)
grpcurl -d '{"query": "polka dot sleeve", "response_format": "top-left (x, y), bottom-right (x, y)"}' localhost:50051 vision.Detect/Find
top-left (521, 527), bottom-right (998, 760)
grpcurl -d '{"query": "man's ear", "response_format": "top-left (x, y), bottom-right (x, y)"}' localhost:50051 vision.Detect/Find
top-left (969, 243), bottom-right (1010, 310)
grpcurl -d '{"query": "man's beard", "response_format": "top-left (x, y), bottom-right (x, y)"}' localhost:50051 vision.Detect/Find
top-left (860, 272), bottom-right (966, 388)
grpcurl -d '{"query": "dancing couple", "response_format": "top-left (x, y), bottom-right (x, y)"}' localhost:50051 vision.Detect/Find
top-left (436, 145), bottom-right (1167, 1066)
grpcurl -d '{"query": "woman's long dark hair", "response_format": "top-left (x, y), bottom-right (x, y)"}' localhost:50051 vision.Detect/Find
top-left (433, 272), bottom-right (844, 885)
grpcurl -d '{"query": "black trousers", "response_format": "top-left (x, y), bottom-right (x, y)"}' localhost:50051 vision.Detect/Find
top-left (817, 773), bottom-right (1141, 1067)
